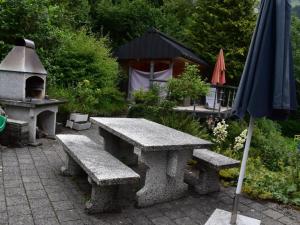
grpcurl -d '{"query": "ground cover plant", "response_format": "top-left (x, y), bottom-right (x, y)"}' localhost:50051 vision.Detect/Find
top-left (214, 119), bottom-right (300, 207)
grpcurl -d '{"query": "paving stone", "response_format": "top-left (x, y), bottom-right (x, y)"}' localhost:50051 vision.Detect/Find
top-left (52, 200), bottom-right (74, 211)
top-left (29, 198), bottom-right (52, 209)
top-left (48, 192), bottom-right (69, 202)
top-left (151, 216), bottom-right (176, 225)
top-left (143, 207), bottom-right (164, 219)
top-left (7, 204), bottom-right (31, 216)
top-left (6, 195), bottom-right (27, 206)
top-left (4, 179), bottom-right (22, 188)
top-left (278, 216), bottom-right (297, 225)
top-left (41, 178), bottom-right (61, 186)
top-left (2, 167), bottom-right (19, 173)
top-left (249, 202), bottom-right (268, 211)
top-left (26, 189), bottom-right (47, 199)
top-left (44, 185), bottom-right (64, 194)
top-left (38, 172), bottom-right (56, 179)
top-left (3, 173), bottom-right (21, 181)
top-left (23, 182), bottom-right (43, 191)
top-left (61, 220), bottom-right (86, 225)
top-left (32, 206), bottom-right (56, 220)
top-left (56, 209), bottom-right (81, 222)
top-left (0, 212), bottom-right (8, 223)
top-left (174, 217), bottom-right (197, 225)
top-left (20, 169), bottom-right (38, 176)
top-left (242, 208), bottom-right (265, 220)
top-left (0, 201), bottom-right (6, 212)
top-left (5, 187), bottom-right (26, 197)
top-left (262, 216), bottom-right (284, 225)
top-left (163, 209), bottom-right (186, 219)
top-left (22, 176), bottom-right (40, 183)
top-left (8, 214), bottom-right (34, 225)
top-left (3, 161), bottom-right (18, 167)
top-left (18, 159), bottom-right (34, 164)
top-left (19, 164), bottom-right (35, 170)
top-left (130, 215), bottom-right (153, 225)
top-left (34, 217), bottom-right (60, 225)
top-left (0, 193), bottom-right (4, 202)
top-left (263, 209), bottom-right (284, 220)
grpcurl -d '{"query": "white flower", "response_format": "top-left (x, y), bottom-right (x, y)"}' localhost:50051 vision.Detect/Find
top-left (213, 120), bottom-right (228, 144)
top-left (233, 129), bottom-right (248, 151)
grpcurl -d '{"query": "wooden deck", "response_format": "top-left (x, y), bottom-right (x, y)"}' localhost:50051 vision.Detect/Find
top-left (174, 105), bottom-right (232, 118)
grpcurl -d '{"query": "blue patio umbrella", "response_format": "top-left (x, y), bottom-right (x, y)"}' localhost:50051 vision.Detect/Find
top-left (230, 0), bottom-right (297, 224)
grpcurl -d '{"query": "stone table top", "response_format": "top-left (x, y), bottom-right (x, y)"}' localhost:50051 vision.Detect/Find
top-left (90, 117), bottom-right (212, 151)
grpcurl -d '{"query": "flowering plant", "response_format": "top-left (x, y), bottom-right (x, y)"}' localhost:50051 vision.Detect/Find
top-left (213, 119), bottom-right (228, 144)
top-left (233, 129), bottom-right (248, 151)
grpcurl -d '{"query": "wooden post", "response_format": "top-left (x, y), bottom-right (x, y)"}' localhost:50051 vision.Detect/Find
top-left (128, 66), bottom-right (132, 99)
top-left (150, 61), bottom-right (155, 88)
top-left (169, 61), bottom-right (174, 78)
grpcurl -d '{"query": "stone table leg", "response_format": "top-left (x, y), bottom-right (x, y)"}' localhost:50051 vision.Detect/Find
top-left (85, 177), bottom-right (120, 214)
top-left (99, 128), bottom-right (138, 166)
top-left (61, 152), bottom-right (83, 176)
top-left (136, 149), bottom-right (192, 207)
top-left (194, 165), bottom-right (220, 195)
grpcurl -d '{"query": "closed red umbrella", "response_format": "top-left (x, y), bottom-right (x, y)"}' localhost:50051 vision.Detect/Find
top-left (211, 49), bottom-right (226, 85)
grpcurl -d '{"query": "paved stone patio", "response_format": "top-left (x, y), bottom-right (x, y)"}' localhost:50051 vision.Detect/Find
top-left (0, 125), bottom-right (299, 225)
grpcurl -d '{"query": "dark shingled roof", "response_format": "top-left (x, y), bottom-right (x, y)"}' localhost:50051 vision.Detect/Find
top-left (115, 28), bottom-right (209, 67)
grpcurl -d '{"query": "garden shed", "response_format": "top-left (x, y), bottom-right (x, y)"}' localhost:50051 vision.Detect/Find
top-left (115, 28), bottom-right (209, 97)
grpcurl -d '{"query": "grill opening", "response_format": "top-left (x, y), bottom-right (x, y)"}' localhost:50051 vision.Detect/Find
top-left (25, 76), bottom-right (44, 99)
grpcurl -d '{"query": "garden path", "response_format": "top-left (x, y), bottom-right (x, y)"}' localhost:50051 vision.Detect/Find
top-left (0, 125), bottom-right (299, 225)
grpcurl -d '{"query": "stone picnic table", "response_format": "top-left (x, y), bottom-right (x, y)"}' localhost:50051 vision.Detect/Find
top-left (90, 117), bottom-right (212, 207)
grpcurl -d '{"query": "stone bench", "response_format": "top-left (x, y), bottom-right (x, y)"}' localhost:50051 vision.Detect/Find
top-left (56, 134), bottom-right (140, 214)
top-left (185, 149), bottom-right (240, 194)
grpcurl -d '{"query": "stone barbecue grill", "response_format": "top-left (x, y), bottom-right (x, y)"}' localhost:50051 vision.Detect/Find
top-left (0, 39), bottom-right (64, 145)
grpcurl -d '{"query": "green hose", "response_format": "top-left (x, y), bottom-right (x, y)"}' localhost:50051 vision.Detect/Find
top-left (0, 115), bottom-right (7, 133)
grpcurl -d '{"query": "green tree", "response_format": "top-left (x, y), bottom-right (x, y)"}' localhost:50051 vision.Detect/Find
top-left (156, 0), bottom-right (195, 41)
top-left (0, 0), bottom-right (59, 59)
top-left (185, 0), bottom-right (257, 82)
top-left (90, 0), bottom-right (162, 48)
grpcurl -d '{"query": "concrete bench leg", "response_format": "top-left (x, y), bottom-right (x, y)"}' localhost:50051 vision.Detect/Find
top-left (85, 178), bottom-right (120, 214)
top-left (61, 152), bottom-right (82, 176)
top-left (99, 128), bottom-right (138, 166)
top-left (136, 149), bottom-right (192, 207)
top-left (194, 166), bottom-right (220, 195)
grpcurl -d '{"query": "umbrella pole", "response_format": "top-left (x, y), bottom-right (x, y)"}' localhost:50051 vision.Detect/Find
top-left (230, 117), bottom-right (255, 224)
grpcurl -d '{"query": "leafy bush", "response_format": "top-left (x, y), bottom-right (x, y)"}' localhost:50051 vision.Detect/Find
top-left (48, 80), bottom-right (126, 116)
top-left (128, 82), bottom-right (208, 139)
top-left (48, 29), bottom-right (119, 88)
top-left (167, 63), bottom-right (209, 103)
top-left (132, 85), bottom-right (161, 105)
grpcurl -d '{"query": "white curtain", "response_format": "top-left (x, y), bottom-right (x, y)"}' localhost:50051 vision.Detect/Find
top-left (130, 68), bottom-right (172, 93)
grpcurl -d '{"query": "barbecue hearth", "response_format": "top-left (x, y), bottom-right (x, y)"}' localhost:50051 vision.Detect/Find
top-left (0, 39), bottom-right (64, 145)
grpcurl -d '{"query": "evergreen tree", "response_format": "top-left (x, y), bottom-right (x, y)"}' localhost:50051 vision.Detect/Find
top-left (185, 0), bottom-right (257, 82)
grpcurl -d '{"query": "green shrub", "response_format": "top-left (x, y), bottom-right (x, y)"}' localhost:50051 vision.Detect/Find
top-left (48, 80), bottom-right (126, 116)
top-left (132, 86), bottom-right (160, 105)
top-left (159, 112), bottom-right (209, 139)
top-left (167, 63), bottom-right (209, 103)
top-left (48, 29), bottom-right (119, 88)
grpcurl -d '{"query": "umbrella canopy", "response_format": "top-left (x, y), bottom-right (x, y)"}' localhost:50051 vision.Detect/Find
top-left (232, 0), bottom-right (297, 120)
top-left (211, 49), bottom-right (226, 85)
